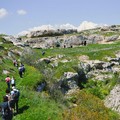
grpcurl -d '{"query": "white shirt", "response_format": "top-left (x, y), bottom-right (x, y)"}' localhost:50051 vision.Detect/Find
top-left (11, 78), bottom-right (15, 84)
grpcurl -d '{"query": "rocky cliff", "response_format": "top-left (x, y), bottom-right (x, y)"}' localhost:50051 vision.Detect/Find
top-left (16, 25), bottom-right (120, 49)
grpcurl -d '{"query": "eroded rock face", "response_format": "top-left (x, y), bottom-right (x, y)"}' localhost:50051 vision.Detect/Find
top-left (3, 24), bottom-right (120, 49)
top-left (60, 72), bottom-right (79, 93)
top-left (104, 84), bottom-right (120, 114)
top-left (49, 72), bottom-right (79, 94)
top-left (106, 35), bottom-right (119, 42)
top-left (22, 34), bottom-right (120, 49)
top-left (64, 72), bottom-right (78, 79)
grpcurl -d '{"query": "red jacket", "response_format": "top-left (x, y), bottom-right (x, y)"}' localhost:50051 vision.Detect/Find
top-left (5, 77), bottom-right (11, 82)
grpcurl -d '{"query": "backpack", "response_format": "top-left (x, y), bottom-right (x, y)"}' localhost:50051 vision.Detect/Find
top-left (19, 67), bottom-right (23, 73)
top-left (0, 102), bottom-right (10, 118)
top-left (21, 66), bottom-right (25, 73)
top-left (13, 90), bottom-right (20, 100)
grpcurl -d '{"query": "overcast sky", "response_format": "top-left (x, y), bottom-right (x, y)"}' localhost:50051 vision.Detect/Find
top-left (0, 0), bottom-right (120, 35)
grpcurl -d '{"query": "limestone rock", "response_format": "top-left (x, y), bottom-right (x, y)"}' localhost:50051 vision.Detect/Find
top-left (104, 84), bottom-right (120, 114)
top-left (2, 70), bottom-right (10, 75)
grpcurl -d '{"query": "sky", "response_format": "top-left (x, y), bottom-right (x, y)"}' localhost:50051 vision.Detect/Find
top-left (0, 0), bottom-right (120, 35)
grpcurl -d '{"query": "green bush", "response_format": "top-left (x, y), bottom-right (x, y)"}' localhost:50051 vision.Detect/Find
top-left (64, 90), bottom-right (120, 120)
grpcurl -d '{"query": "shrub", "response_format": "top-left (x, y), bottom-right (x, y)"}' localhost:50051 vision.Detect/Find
top-left (63, 90), bottom-right (120, 120)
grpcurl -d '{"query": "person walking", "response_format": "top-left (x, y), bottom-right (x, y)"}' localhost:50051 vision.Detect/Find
top-left (5, 89), bottom-right (15, 115)
top-left (18, 66), bottom-right (23, 78)
top-left (20, 63), bottom-right (25, 73)
top-left (5, 89), bottom-right (11, 102)
top-left (0, 96), bottom-right (13, 120)
top-left (11, 86), bottom-right (20, 114)
top-left (5, 76), bottom-right (11, 91)
top-left (13, 60), bottom-right (18, 68)
top-left (11, 77), bottom-right (15, 87)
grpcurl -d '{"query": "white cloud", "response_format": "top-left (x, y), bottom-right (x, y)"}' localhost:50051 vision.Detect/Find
top-left (28, 23), bottom-right (77, 32)
top-left (77, 21), bottom-right (98, 32)
top-left (17, 24), bottom-right (77, 36)
top-left (17, 21), bottom-right (106, 36)
top-left (17, 9), bottom-right (27, 15)
top-left (29, 25), bottom-right (55, 31)
top-left (58, 23), bottom-right (77, 30)
top-left (17, 30), bottom-right (29, 36)
top-left (0, 8), bottom-right (8, 19)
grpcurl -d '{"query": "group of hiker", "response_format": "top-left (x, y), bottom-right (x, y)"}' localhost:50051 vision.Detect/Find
top-left (0, 77), bottom-right (20, 120)
top-left (0, 60), bottom-right (25, 120)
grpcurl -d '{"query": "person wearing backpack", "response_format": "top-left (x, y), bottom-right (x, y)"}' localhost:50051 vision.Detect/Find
top-left (5, 89), bottom-right (11, 102)
top-left (5, 89), bottom-right (15, 116)
top-left (0, 96), bottom-right (13, 120)
top-left (18, 66), bottom-right (23, 78)
top-left (5, 76), bottom-right (11, 91)
top-left (20, 63), bottom-right (25, 74)
top-left (11, 87), bottom-right (20, 114)
top-left (10, 90), bottom-right (15, 114)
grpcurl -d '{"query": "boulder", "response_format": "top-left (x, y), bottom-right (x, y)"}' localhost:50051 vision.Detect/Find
top-left (2, 70), bottom-right (10, 75)
top-left (64, 72), bottom-right (78, 79)
top-left (106, 35), bottom-right (119, 42)
top-left (104, 85), bottom-right (120, 114)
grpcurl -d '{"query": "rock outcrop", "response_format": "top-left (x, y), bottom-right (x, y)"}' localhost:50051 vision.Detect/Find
top-left (3, 24), bottom-right (120, 49)
top-left (104, 84), bottom-right (120, 114)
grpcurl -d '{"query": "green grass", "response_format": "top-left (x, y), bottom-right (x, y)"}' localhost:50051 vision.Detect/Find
top-left (0, 59), bottom-right (64, 120)
top-left (35, 41), bottom-right (120, 61)
top-left (0, 36), bottom-right (120, 120)
top-left (102, 32), bottom-right (119, 36)
top-left (13, 90), bottom-right (63, 120)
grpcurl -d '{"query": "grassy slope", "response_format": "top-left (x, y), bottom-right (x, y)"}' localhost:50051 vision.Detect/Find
top-left (0, 56), bottom-right (63, 120)
top-left (0, 35), bottom-right (120, 119)
top-left (0, 36), bottom-right (63, 120)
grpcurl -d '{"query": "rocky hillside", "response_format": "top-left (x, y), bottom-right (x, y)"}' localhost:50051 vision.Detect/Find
top-left (7, 24), bottom-right (120, 49)
top-left (0, 25), bottom-right (120, 119)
